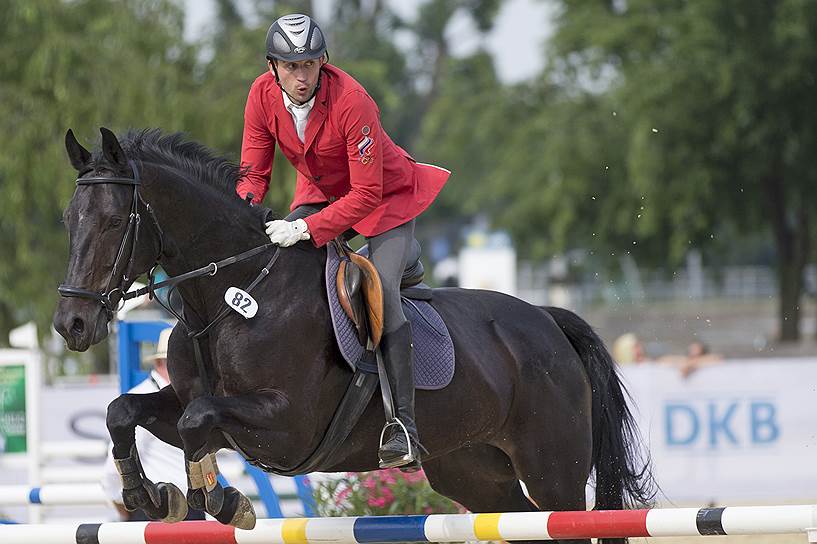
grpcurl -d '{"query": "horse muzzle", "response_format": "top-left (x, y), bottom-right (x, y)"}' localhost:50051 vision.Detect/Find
top-left (53, 298), bottom-right (110, 352)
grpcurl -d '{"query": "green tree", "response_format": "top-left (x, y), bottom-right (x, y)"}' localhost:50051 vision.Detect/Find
top-left (399, 0), bottom-right (502, 149)
top-left (327, 0), bottom-right (415, 142)
top-left (0, 0), bottom-right (196, 353)
top-left (414, 52), bottom-right (513, 226)
top-left (535, 0), bottom-right (817, 340)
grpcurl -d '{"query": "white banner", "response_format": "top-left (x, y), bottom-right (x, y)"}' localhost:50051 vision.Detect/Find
top-left (621, 359), bottom-right (817, 504)
top-left (4, 359), bottom-right (815, 512)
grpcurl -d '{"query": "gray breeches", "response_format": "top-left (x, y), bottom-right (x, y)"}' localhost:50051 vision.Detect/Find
top-left (286, 205), bottom-right (419, 334)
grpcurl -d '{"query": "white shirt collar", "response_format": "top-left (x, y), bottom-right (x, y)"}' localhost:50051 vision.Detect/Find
top-left (150, 369), bottom-right (170, 389)
top-left (282, 90), bottom-right (315, 113)
top-left (283, 90), bottom-right (315, 143)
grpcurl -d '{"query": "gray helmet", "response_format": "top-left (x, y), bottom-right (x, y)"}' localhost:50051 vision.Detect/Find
top-left (265, 14), bottom-right (327, 62)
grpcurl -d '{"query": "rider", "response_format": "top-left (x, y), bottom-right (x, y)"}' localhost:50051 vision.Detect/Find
top-left (237, 14), bottom-right (449, 470)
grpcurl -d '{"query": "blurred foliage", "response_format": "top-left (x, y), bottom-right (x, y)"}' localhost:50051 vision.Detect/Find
top-left (314, 469), bottom-right (463, 516)
top-left (540, 0), bottom-right (817, 340)
top-left (0, 0), bottom-right (196, 353)
top-left (1, 0), bottom-right (816, 354)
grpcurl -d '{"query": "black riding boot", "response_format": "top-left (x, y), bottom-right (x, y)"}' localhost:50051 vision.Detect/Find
top-left (378, 321), bottom-right (421, 471)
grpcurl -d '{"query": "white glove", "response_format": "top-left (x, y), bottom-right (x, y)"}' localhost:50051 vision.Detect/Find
top-left (265, 218), bottom-right (311, 247)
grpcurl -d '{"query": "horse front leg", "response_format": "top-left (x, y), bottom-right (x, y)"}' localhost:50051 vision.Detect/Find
top-left (177, 391), bottom-right (294, 529)
top-left (106, 385), bottom-right (188, 522)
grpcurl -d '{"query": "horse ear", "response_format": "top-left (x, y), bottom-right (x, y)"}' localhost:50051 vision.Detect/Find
top-left (65, 129), bottom-right (91, 171)
top-left (100, 127), bottom-right (127, 168)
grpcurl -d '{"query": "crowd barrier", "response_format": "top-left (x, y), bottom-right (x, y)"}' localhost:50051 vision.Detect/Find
top-left (1, 505), bottom-right (816, 544)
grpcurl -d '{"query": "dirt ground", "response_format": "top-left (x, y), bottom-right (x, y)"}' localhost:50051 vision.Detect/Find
top-left (623, 535), bottom-right (808, 544)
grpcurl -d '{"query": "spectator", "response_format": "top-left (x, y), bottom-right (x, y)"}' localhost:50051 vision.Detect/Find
top-left (678, 341), bottom-right (723, 378)
top-left (659, 341), bottom-right (724, 378)
top-left (101, 327), bottom-right (204, 521)
top-left (612, 333), bottom-right (648, 365)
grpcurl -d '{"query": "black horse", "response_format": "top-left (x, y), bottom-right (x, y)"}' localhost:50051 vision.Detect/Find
top-left (53, 128), bottom-right (655, 543)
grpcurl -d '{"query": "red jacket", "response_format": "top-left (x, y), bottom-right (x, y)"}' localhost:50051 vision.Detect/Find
top-left (238, 64), bottom-right (450, 247)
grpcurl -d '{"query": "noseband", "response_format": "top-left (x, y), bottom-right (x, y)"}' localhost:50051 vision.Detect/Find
top-left (58, 160), bottom-right (163, 319)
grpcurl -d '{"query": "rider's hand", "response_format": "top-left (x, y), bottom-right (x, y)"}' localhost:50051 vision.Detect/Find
top-left (265, 218), bottom-right (310, 247)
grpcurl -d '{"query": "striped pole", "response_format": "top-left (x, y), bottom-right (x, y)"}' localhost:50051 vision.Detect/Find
top-left (1, 505), bottom-right (816, 544)
top-left (1, 461), bottom-right (248, 487)
top-left (0, 484), bottom-right (107, 506)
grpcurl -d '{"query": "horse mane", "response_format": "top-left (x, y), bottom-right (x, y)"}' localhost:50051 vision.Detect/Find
top-left (107, 128), bottom-right (245, 201)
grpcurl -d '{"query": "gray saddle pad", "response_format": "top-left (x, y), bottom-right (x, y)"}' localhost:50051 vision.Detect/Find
top-left (325, 243), bottom-right (455, 390)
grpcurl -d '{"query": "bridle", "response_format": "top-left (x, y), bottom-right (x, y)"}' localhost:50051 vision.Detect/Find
top-left (56, 159), bottom-right (282, 388)
top-left (57, 160), bottom-right (163, 319)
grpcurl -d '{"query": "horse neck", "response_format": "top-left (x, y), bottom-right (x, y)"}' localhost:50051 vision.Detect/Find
top-left (140, 163), bottom-right (272, 323)
top-left (138, 163), bottom-right (326, 328)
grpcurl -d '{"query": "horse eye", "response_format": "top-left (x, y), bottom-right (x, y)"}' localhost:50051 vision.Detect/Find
top-left (109, 216), bottom-right (123, 228)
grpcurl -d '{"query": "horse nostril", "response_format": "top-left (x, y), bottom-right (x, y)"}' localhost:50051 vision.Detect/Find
top-left (71, 318), bottom-right (85, 336)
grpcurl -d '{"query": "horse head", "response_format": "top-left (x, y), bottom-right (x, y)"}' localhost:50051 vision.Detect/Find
top-left (53, 128), bottom-right (161, 351)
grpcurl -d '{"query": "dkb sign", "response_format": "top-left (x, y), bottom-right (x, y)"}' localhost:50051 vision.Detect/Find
top-left (618, 360), bottom-right (817, 503)
top-left (664, 400), bottom-right (780, 448)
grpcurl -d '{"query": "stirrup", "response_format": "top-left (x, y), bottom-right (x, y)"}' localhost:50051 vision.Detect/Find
top-left (378, 417), bottom-right (415, 468)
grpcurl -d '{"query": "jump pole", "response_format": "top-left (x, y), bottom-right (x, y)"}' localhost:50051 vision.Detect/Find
top-left (1, 505), bottom-right (816, 544)
top-left (0, 484), bottom-right (107, 506)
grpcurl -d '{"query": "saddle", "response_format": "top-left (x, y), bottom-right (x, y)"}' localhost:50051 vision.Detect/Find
top-left (333, 240), bottom-right (428, 348)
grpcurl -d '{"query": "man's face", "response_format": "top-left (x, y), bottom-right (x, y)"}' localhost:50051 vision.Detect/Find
top-left (687, 342), bottom-right (705, 358)
top-left (271, 56), bottom-right (325, 104)
top-left (155, 358), bottom-right (170, 382)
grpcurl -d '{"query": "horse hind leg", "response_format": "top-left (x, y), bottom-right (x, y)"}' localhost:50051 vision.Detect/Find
top-left (422, 444), bottom-right (538, 523)
top-left (502, 430), bottom-right (593, 544)
top-left (106, 386), bottom-right (188, 522)
top-left (424, 442), bottom-right (593, 544)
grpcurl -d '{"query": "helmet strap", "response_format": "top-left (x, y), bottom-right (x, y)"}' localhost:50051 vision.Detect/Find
top-left (269, 59), bottom-right (280, 83)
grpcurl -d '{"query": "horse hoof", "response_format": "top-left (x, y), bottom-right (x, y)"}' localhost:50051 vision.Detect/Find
top-left (226, 487), bottom-right (255, 530)
top-left (122, 488), bottom-right (144, 512)
top-left (228, 491), bottom-right (256, 530)
top-left (187, 487), bottom-right (205, 511)
top-left (204, 484), bottom-right (225, 515)
top-left (159, 483), bottom-right (188, 523)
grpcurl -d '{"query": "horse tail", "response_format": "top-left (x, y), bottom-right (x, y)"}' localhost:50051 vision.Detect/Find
top-left (545, 306), bottom-right (657, 516)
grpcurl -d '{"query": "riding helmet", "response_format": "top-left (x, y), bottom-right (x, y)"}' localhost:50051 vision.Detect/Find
top-left (265, 14), bottom-right (327, 62)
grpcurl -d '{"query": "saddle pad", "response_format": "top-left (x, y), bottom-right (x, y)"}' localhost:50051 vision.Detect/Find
top-left (326, 243), bottom-right (455, 390)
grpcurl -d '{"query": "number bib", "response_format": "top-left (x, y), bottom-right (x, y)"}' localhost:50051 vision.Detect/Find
top-left (224, 287), bottom-right (259, 319)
